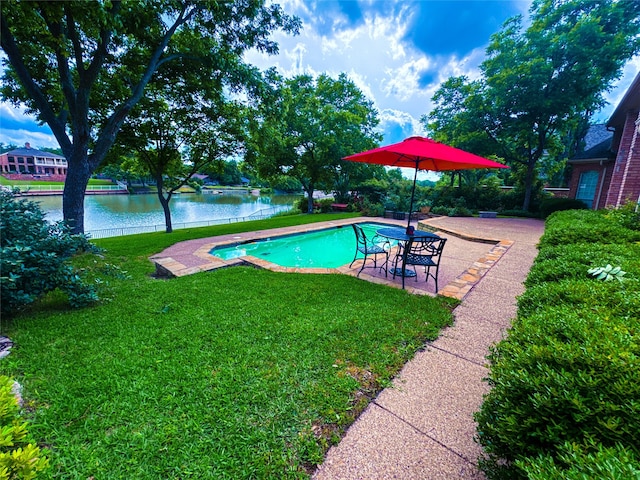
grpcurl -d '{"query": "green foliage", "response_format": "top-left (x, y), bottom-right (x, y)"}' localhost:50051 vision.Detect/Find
top-left (0, 190), bottom-right (99, 317)
top-left (476, 209), bottom-right (640, 479)
top-left (540, 209), bottom-right (640, 247)
top-left (358, 199), bottom-right (384, 217)
top-left (498, 209), bottom-right (540, 218)
top-left (0, 376), bottom-right (49, 479)
top-left (431, 206), bottom-right (473, 217)
top-left (604, 200), bottom-right (640, 231)
top-left (246, 72), bottom-right (381, 212)
top-left (588, 264), bottom-right (626, 282)
top-left (425, 0), bottom-right (640, 211)
top-left (316, 198), bottom-right (336, 213)
top-left (539, 197), bottom-right (587, 218)
top-left (518, 442), bottom-right (640, 480)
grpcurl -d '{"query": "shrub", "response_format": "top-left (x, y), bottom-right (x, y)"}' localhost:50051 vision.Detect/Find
top-left (604, 200), bottom-right (640, 231)
top-left (518, 442), bottom-right (640, 480)
top-left (498, 209), bottom-right (540, 218)
top-left (430, 205), bottom-right (473, 217)
top-left (539, 197), bottom-right (587, 218)
top-left (476, 305), bottom-right (640, 478)
top-left (0, 375), bottom-right (50, 479)
top-left (540, 209), bottom-right (640, 247)
top-left (524, 242), bottom-right (639, 286)
top-left (0, 189), bottom-right (100, 317)
top-left (316, 198), bottom-right (335, 213)
top-left (358, 199), bottom-right (384, 217)
top-left (476, 209), bottom-right (640, 479)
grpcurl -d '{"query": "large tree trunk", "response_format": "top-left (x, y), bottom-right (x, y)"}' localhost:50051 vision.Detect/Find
top-left (306, 184), bottom-right (315, 213)
top-left (63, 151), bottom-right (92, 235)
top-left (521, 159), bottom-right (537, 212)
top-left (155, 176), bottom-right (173, 233)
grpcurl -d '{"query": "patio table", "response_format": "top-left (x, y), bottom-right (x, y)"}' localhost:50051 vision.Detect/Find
top-left (376, 227), bottom-right (441, 277)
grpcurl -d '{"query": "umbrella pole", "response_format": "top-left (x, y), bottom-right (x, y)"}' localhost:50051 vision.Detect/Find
top-left (407, 164), bottom-right (418, 232)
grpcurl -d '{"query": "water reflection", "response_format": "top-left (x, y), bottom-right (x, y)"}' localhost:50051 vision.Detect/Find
top-left (36, 192), bottom-right (300, 232)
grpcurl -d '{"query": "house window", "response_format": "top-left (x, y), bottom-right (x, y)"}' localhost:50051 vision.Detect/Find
top-left (576, 170), bottom-right (599, 209)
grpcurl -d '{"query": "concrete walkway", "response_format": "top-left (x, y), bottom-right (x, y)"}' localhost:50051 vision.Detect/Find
top-left (312, 217), bottom-right (544, 479)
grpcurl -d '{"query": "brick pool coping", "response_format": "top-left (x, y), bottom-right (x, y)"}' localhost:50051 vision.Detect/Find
top-left (151, 216), bottom-right (514, 301)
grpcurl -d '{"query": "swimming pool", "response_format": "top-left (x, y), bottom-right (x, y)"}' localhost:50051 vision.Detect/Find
top-left (210, 222), bottom-right (395, 268)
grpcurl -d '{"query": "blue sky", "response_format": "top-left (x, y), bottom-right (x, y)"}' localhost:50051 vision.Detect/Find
top-left (1, 0), bottom-right (639, 153)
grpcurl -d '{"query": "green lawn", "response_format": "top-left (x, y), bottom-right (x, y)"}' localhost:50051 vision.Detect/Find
top-left (0, 176), bottom-right (114, 186)
top-left (0, 214), bottom-right (457, 479)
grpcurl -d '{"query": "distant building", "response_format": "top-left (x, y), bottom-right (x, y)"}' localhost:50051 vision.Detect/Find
top-left (0, 143), bottom-right (68, 177)
top-left (568, 72), bottom-right (640, 209)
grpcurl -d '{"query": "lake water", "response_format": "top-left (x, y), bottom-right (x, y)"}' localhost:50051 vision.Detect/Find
top-left (35, 192), bottom-right (300, 235)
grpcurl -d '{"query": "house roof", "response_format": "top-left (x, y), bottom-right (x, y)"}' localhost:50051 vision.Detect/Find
top-left (571, 137), bottom-right (613, 162)
top-left (3, 146), bottom-right (65, 159)
top-left (569, 124), bottom-right (614, 163)
top-left (583, 124), bottom-right (612, 150)
top-left (607, 70), bottom-right (640, 129)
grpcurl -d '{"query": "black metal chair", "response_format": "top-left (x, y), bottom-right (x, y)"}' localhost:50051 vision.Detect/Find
top-left (392, 236), bottom-right (447, 291)
top-left (349, 224), bottom-right (390, 277)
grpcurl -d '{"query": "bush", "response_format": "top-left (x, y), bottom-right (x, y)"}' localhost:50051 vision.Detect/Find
top-left (430, 205), bottom-right (473, 217)
top-left (518, 442), bottom-right (640, 479)
top-left (316, 198), bottom-right (335, 213)
top-left (359, 199), bottom-right (384, 217)
top-left (498, 209), bottom-right (540, 218)
top-left (604, 200), bottom-right (640, 231)
top-left (540, 209), bottom-right (640, 247)
top-left (0, 189), bottom-right (100, 317)
top-left (0, 375), bottom-right (50, 479)
top-left (476, 209), bottom-right (640, 479)
top-left (539, 197), bottom-right (587, 218)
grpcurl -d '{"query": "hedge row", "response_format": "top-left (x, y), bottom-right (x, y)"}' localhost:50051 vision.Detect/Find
top-left (475, 207), bottom-right (640, 479)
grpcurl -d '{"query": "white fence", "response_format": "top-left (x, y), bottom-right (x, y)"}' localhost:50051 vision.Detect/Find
top-left (12, 184), bottom-right (126, 192)
top-left (86, 206), bottom-right (292, 239)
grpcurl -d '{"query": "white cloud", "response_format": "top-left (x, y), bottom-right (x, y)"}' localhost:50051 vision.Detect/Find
top-left (597, 54), bottom-right (640, 122)
top-left (0, 127), bottom-right (58, 149)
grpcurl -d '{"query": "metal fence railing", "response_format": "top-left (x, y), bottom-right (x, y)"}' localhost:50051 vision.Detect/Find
top-left (86, 206), bottom-right (292, 239)
top-left (11, 184), bottom-right (126, 192)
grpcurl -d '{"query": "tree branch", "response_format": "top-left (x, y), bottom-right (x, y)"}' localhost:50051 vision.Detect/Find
top-left (0, 14), bottom-right (72, 153)
top-left (90, 2), bottom-right (199, 168)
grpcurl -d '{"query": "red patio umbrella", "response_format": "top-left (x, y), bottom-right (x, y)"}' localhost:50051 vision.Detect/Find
top-left (343, 136), bottom-right (508, 231)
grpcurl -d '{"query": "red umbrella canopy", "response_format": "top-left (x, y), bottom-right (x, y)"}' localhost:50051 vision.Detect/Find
top-left (343, 136), bottom-right (508, 171)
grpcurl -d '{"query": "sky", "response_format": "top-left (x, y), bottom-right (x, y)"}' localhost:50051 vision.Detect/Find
top-left (1, 0), bottom-right (639, 160)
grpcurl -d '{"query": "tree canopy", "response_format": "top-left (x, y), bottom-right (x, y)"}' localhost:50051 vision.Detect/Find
top-left (246, 72), bottom-right (381, 213)
top-left (424, 0), bottom-right (640, 211)
top-left (1, 0), bottom-right (299, 233)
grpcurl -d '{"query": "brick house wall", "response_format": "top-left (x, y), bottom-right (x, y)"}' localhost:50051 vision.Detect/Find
top-left (605, 109), bottom-right (640, 207)
top-left (568, 71), bottom-right (640, 209)
top-left (568, 161), bottom-right (614, 210)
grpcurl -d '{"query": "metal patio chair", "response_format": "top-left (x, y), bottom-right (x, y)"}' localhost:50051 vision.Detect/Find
top-left (392, 236), bottom-right (447, 291)
top-left (349, 224), bottom-right (390, 277)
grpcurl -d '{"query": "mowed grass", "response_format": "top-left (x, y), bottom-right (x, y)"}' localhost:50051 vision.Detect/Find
top-left (0, 214), bottom-right (457, 479)
top-left (0, 176), bottom-right (114, 186)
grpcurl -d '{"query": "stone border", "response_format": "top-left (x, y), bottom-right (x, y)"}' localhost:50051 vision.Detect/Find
top-left (418, 219), bottom-right (514, 300)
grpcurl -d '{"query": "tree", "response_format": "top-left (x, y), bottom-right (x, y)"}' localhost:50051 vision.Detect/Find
top-left (115, 83), bottom-right (246, 232)
top-left (1, 1), bottom-right (299, 233)
top-left (424, 0), bottom-right (640, 211)
top-left (246, 73), bottom-right (381, 213)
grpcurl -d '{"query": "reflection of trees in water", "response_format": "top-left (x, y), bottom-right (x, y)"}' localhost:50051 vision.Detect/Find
top-left (37, 193), bottom-right (300, 231)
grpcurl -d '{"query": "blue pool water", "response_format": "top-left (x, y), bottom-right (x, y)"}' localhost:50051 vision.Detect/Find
top-left (210, 222), bottom-right (395, 268)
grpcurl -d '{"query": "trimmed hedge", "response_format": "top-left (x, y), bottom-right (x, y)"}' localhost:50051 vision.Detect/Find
top-left (538, 197), bottom-right (587, 218)
top-left (475, 209), bottom-right (640, 479)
